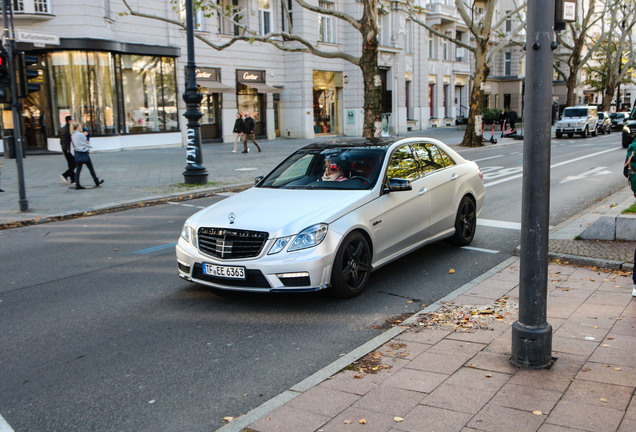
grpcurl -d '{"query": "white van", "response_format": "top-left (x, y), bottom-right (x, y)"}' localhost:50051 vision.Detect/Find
top-left (555, 106), bottom-right (599, 138)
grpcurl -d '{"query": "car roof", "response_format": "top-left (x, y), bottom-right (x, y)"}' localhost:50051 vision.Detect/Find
top-left (300, 137), bottom-right (401, 151)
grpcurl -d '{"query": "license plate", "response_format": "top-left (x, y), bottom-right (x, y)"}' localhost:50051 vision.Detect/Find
top-left (203, 263), bottom-right (246, 279)
top-left (563, 128), bottom-right (574, 131)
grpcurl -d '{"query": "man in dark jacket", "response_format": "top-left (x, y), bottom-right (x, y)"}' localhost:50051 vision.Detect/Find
top-left (242, 112), bottom-right (261, 153)
top-left (60, 115), bottom-right (75, 184)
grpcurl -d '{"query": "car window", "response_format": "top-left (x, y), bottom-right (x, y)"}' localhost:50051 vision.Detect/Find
top-left (387, 145), bottom-right (419, 181)
top-left (259, 147), bottom-right (386, 190)
top-left (411, 143), bottom-right (444, 174)
top-left (563, 108), bottom-right (587, 118)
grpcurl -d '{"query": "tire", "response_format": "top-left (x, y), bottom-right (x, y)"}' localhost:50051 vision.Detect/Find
top-left (449, 196), bottom-right (477, 246)
top-left (623, 135), bottom-right (631, 148)
top-left (581, 127), bottom-right (588, 138)
top-left (607, 127), bottom-right (611, 134)
top-left (556, 132), bottom-right (562, 139)
top-left (592, 125), bottom-right (598, 137)
top-left (330, 232), bottom-right (372, 298)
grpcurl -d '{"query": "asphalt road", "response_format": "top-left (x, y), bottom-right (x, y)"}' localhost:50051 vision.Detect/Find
top-left (0, 132), bottom-right (628, 431)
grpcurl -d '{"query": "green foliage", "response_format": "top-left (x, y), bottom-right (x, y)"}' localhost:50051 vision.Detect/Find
top-left (622, 202), bottom-right (636, 214)
top-left (482, 108), bottom-right (500, 123)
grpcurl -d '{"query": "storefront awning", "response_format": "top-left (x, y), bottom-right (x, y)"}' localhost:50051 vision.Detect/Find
top-left (199, 81), bottom-right (235, 93)
top-left (248, 83), bottom-right (282, 93)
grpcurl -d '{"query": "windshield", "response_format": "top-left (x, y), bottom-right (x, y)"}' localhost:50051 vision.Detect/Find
top-left (258, 147), bottom-right (386, 190)
top-left (562, 108), bottom-right (589, 118)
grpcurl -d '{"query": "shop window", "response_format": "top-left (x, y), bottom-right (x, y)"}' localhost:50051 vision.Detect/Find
top-left (48, 51), bottom-right (118, 136)
top-left (319, 1), bottom-right (336, 43)
top-left (121, 55), bottom-right (179, 133)
top-left (313, 70), bottom-right (342, 134)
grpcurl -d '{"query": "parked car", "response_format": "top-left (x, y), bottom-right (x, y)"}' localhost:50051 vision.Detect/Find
top-left (610, 112), bottom-right (629, 131)
top-left (622, 108), bottom-right (636, 147)
top-left (597, 111), bottom-right (612, 134)
top-left (555, 106), bottom-right (599, 138)
top-left (176, 137), bottom-right (485, 298)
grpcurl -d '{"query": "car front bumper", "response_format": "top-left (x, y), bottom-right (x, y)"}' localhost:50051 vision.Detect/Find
top-left (176, 231), bottom-right (344, 293)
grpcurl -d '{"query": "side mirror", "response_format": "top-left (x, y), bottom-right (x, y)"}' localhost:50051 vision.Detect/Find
top-left (385, 178), bottom-right (412, 192)
top-left (254, 176), bottom-right (264, 185)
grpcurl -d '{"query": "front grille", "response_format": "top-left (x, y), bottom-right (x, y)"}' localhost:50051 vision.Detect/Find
top-left (198, 227), bottom-right (268, 259)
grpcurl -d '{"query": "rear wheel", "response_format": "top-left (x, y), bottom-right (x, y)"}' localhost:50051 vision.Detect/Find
top-left (581, 127), bottom-right (589, 138)
top-left (449, 196), bottom-right (477, 246)
top-left (556, 132), bottom-right (562, 139)
top-left (330, 232), bottom-right (372, 298)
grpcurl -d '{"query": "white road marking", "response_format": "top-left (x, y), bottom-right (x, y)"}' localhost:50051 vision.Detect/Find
top-left (473, 155), bottom-right (504, 162)
top-left (168, 202), bottom-right (206, 209)
top-left (561, 166), bottom-right (613, 183)
top-left (234, 167), bottom-right (258, 171)
top-left (478, 219), bottom-right (522, 230)
top-left (461, 246), bottom-right (500, 254)
top-left (484, 147), bottom-right (619, 187)
top-left (0, 415), bottom-right (14, 432)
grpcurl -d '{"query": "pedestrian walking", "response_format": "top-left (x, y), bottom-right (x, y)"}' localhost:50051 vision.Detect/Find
top-left (232, 112), bottom-right (245, 153)
top-left (59, 115), bottom-right (76, 184)
top-left (71, 122), bottom-right (104, 190)
top-left (622, 139), bottom-right (636, 296)
top-left (242, 112), bottom-right (261, 153)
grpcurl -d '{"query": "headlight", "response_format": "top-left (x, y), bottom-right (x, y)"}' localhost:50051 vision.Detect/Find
top-left (180, 221), bottom-right (197, 247)
top-left (181, 222), bottom-right (190, 242)
top-left (268, 236), bottom-right (293, 255)
top-left (288, 223), bottom-right (328, 252)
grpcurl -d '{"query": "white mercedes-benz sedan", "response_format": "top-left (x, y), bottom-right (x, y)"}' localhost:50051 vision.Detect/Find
top-left (176, 137), bottom-right (485, 298)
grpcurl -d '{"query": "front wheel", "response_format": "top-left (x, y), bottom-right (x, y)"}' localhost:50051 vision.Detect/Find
top-left (581, 127), bottom-right (588, 138)
top-left (449, 196), bottom-right (477, 246)
top-left (330, 232), bottom-right (372, 298)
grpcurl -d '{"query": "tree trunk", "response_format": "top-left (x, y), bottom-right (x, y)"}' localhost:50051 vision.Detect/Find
top-left (462, 41), bottom-right (490, 147)
top-left (360, 9), bottom-right (381, 138)
top-left (565, 71), bottom-right (578, 107)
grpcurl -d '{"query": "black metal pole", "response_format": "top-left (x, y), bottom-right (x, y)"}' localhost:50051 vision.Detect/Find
top-left (2, 0), bottom-right (28, 211)
top-left (182, 0), bottom-right (208, 184)
top-left (511, 0), bottom-right (554, 368)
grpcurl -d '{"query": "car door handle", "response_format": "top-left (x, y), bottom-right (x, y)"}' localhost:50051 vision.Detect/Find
top-left (418, 187), bottom-right (427, 195)
top-left (450, 173), bottom-right (458, 181)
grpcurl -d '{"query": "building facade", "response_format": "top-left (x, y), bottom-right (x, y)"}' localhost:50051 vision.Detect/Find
top-left (4, 0), bottom-right (480, 153)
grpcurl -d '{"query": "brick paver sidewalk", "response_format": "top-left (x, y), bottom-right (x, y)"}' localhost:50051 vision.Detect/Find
top-left (225, 258), bottom-right (636, 432)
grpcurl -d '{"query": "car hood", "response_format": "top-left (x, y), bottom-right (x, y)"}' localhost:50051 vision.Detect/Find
top-left (188, 187), bottom-right (372, 238)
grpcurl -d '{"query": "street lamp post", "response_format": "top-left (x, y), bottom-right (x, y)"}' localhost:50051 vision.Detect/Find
top-left (182, 0), bottom-right (208, 184)
top-left (510, 0), bottom-right (554, 369)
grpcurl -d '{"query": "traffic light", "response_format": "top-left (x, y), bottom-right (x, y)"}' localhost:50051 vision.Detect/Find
top-left (16, 51), bottom-right (41, 98)
top-left (0, 49), bottom-right (10, 103)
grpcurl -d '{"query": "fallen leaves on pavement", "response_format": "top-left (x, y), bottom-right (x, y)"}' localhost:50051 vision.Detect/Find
top-left (411, 296), bottom-right (518, 332)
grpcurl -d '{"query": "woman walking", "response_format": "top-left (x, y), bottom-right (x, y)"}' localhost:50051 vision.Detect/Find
top-left (232, 112), bottom-right (245, 153)
top-left (71, 122), bottom-right (104, 190)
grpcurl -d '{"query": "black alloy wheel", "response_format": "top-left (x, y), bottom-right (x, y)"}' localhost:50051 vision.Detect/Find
top-left (449, 196), bottom-right (477, 246)
top-left (330, 232), bottom-right (372, 298)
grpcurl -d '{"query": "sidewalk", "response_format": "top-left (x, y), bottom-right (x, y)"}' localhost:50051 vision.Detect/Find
top-left (214, 198), bottom-right (636, 431)
top-left (222, 266), bottom-right (635, 431)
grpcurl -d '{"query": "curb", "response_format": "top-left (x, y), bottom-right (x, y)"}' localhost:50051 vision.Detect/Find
top-left (215, 256), bottom-right (519, 432)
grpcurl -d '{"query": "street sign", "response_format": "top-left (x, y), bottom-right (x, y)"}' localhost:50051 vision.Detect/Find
top-left (15, 30), bottom-right (60, 46)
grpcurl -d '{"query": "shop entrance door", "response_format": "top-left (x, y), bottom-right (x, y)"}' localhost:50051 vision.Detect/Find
top-left (200, 92), bottom-right (222, 142)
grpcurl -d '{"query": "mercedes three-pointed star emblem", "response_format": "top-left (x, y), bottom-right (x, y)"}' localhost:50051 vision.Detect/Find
top-left (228, 212), bottom-right (236, 224)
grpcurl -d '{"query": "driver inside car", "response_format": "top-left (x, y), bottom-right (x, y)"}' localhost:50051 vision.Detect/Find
top-left (321, 159), bottom-right (347, 181)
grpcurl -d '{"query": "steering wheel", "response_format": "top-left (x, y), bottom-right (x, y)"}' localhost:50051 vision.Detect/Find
top-left (349, 176), bottom-right (370, 184)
